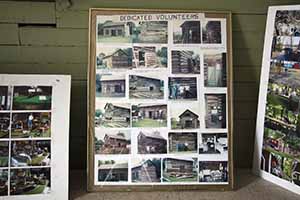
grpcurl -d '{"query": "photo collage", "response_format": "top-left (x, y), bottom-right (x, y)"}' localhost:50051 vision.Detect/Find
top-left (0, 85), bottom-right (51, 196)
top-left (94, 13), bottom-right (229, 185)
top-left (262, 10), bottom-right (300, 187)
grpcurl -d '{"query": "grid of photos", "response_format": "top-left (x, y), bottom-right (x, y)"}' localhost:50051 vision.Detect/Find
top-left (0, 85), bottom-right (52, 196)
top-left (261, 10), bottom-right (300, 187)
top-left (94, 12), bottom-right (228, 186)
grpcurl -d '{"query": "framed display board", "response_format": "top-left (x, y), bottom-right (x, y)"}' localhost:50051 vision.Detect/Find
top-left (0, 74), bottom-right (70, 199)
top-left (253, 5), bottom-right (300, 195)
top-left (88, 8), bottom-right (233, 191)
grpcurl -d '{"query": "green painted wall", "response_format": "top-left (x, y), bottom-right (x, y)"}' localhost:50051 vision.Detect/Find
top-left (0, 0), bottom-right (299, 170)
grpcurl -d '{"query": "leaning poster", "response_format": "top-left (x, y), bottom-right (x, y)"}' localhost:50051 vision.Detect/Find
top-left (254, 5), bottom-right (300, 195)
top-left (88, 8), bottom-right (233, 191)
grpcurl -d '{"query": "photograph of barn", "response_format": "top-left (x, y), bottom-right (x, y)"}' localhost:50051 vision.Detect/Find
top-left (0, 142), bottom-right (8, 167)
top-left (162, 157), bottom-right (197, 182)
top-left (271, 36), bottom-right (300, 62)
top-left (129, 75), bottom-right (164, 99)
top-left (171, 50), bottom-right (200, 74)
top-left (98, 159), bottom-right (128, 182)
top-left (97, 20), bottom-right (133, 43)
top-left (0, 113), bottom-right (10, 138)
top-left (274, 10), bottom-right (300, 36)
top-left (133, 46), bottom-right (167, 69)
top-left (11, 140), bottom-right (51, 167)
top-left (95, 129), bottom-right (130, 154)
top-left (132, 104), bottom-right (167, 127)
top-left (169, 132), bottom-right (197, 153)
top-left (199, 161), bottom-right (228, 182)
top-left (202, 21), bottom-right (222, 44)
top-left (205, 94), bottom-right (227, 128)
top-left (12, 86), bottom-right (52, 110)
top-left (10, 168), bottom-right (50, 195)
top-left (204, 53), bottom-right (227, 87)
top-left (170, 103), bottom-right (200, 130)
top-left (199, 133), bottom-right (228, 156)
top-left (0, 86), bottom-right (11, 110)
top-left (11, 112), bottom-right (51, 138)
top-left (96, 73), bottom-right (126, 98)
top-left (97, 47), bottom-right (133, 69)
top-left (137, 131), bottom-right (167, 154)
top-left (95, 103), bottom-right (130, 128)
top-left (169, 77), bottom-right (197, 100)
top-left (173, 21), bottom-right (201, 44)
top-left (131, 158), bottom-right (161, 183)
top-left (0, 170), bottom-right (8, 196)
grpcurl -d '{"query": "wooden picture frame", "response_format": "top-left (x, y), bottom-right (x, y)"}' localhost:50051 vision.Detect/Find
top-left (88, 8), bottom-right (233, 192)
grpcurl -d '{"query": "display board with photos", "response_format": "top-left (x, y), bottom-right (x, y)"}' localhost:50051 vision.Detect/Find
top-left (88, 8), bottom-right (233, 191)
top-left (0, 75), bottom-right (70, 199)
top-left (254, 5), bottom-right (300, 195)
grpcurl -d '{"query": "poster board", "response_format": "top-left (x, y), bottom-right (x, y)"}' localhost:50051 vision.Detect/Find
top-left (253, 5), bottom-right (300, 195)
top-left (88, 8), bottom-right (233, 191)
top-left (0, 74), bottom-right (70, 199)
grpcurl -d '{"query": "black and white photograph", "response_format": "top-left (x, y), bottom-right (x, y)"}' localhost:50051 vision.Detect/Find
top-left (171, 49), bottom-right (201, 74)
top-left (98, 159), bottom-right (128, 182)
top-left (173, 21), bottom-right (201, 44)
top-left (0, 86), bottom-right (11, 110)
top-left (0, 113), bottom-right (10, 138)
top-left (168, 77), bottom-right (197, 100)
top-left (168, 132), bottom-right (197, 154)
top-left (199, 133), bottom-right (228, 155)
top-left (137, 130), bottom-right (167, 154)
top-left (202, 21), bottom-right (222, 44)
top-left (199, 161), bottom-right (228, 182)
top-left (131, 158), bottom-right (162, 183)
top-left (133, 46), bottom-right (167, 69)
top-left (205, 94), bottom-right (227, 129)
top-left (96, 73), bottom-right (126, 98)
top-left (204, 53), bottom-right (227, 87)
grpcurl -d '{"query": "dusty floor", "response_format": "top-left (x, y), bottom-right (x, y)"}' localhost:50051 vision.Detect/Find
top-left (70, 169), bottom-right (300, 200)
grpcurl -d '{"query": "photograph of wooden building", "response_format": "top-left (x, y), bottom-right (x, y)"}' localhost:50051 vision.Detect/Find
top-left (97, 20), bottom-right (133, 43)
top-left (169, 77), bottom-right (197, 100)
top-left (133, 46), bottom-right (167, 69)
top-left (204, 53), bottom-right (227, 87)
top-left (0, 169), bottom-right (8, 196)
top-left (132, 104), bottom-right (167, 127)
top-left (129, 75), bottom-right (164, 99)
top-left (95, 103), bottom-right (130, 128)
top-left (96, 74), bottom-right (125, 98)
top-left (98, 160), bottom-right (128, 182)
top-left (137, 131), bottom-right (167, 154)
top-left (95, 130), bottom-right (130, 154)
top-left (173, 21), bottom-right (201, 44)
top-left (171, 50), bottom-right (200, 74)
top-left (202, 21), bottom-right (222, 44)
top-left (205, 94), bottom-right (227, 128)
top-left (97, 47), bottom-right (133, 69)
top-left (169, 132), bottom-right (197, 153)
top-left (199, 133), bottom-right (228, 156)
top-left (199, 161), bottom-right (228, 182)
top-left (0, 113), bottom-right (10, 138)
top-left (162, 157), bottom-right (197, 182)
top-left (0, 86), bottom-right (11, 110)
top-left (170, 103), bottom-right (200, 130)
top-left (135, 21), bottom-right (168, 43)
top-left (0, 142), bottom-right (8, 167)
top-left (131, 158), bottom-right (161, 183)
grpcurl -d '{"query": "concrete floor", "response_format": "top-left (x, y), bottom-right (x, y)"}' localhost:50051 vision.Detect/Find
top-left (70, 169), bottom-right (300, 200)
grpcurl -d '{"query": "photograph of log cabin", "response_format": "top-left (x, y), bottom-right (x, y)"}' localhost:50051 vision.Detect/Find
top-left (162, 157), bottom-right (197, 182)
top-left (12, 86), bottom-right (52, 110)
top-left (168, 132), bottom-right (197, 154)
top-left (132, 104), bottom-right (167, 127)
top-left (205, 94), bottom-right (227, 129)
top-left (0, 142), bottom-right (8, 167)
top-left (96, 47), bottom-right (133, 70)
top-left (204, 53), bottom-right (227, 87)
top-left (11, 140), bottom-right (50, 167)
top-left (133, 46), bottom-right (167, 69)
top-left (96, 73), bottom-right (126, 98)
top-left (274, 10), bottom-right (300, 37)
top-left (131, 158), bottom-right (161, 183)
top-left (95, 103), bottom-right (130, 128)
top-left (0, 170), bottom-right (8, 196)
top-left (137, 130), bottom-right (167, 154)
top-left (0, 86), bottom-right (11, 110)
top-left (129, 75), bottom-right (164, 99)
top-left (95, 129), bottom-right (130, 154)
top-left (202, 21), bottom-right (222, 44)
top-left (10, 168), bottom-right (50, 195)
top-left (199, 133), bottom-right (228, 156)
top-left (98, 159), bottom-right (128, 182)
top-left (171, 50), bottom-right (200, 74)
top-left (11, 112), bottom-right (51, 138)
top-left (173, 21), bottom-right (201, 44)
top-left (170, 102), bottom-right (200, 130)
top-left (168, 77), bottom-right (197, 100)
top-left (0, 113), bottom-right (10, 138)
top-left (199, 161), bottom-right (228, 182)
